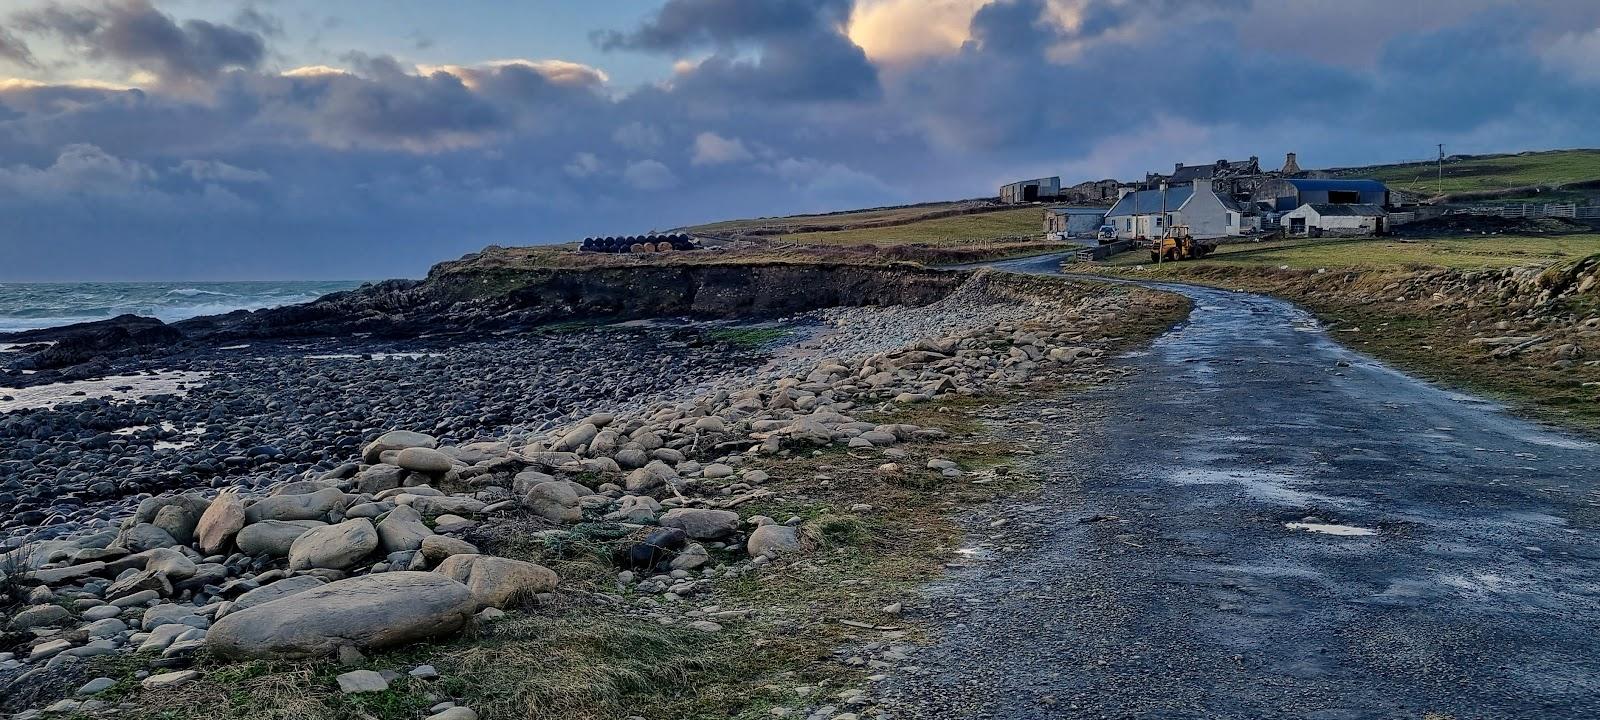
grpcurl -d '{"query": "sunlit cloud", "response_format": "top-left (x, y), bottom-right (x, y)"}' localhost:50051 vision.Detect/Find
top-left (281, 65), bottom-right (349, 78)
top-left (847, 0), bottom-right (986, 63)
top-left (415, 59), bottom-right (609, 89)
top-left (0, 77), bottom-right (135, 91)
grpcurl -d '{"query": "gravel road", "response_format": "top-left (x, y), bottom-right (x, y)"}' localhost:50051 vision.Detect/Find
top-left (878, 254), bottom-right (1600, 719)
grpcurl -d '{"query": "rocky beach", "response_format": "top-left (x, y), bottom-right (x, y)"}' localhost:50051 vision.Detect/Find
top-left (0, 258), bottom-right (1188, 719)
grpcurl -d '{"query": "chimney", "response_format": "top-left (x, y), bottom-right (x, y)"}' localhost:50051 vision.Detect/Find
top-left (1282, 152), bottom-right (1301, 174)
top-left (1117, 187), bottom-right (1133, 200)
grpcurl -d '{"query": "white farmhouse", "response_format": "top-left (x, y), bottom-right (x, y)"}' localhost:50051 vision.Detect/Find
top-left (1105, 183), bottom-right (1245, 240)
top-left (1282, 203), bottom-right (1387, 237)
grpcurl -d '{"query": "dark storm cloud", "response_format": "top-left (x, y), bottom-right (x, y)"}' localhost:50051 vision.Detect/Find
top-left (12, 0), bottom-right (265, 82)
top-left (598, 0), bottom-right (879, 102)
top-left (594, 0), bottom-right (853, 51)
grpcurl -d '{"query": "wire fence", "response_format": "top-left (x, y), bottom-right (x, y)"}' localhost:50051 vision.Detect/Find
top-left (1455, 203), bottom-right (1600, 220)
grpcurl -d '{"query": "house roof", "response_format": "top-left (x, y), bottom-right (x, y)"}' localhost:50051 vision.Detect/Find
top-left (1108, 186), bottom-right (1195, 216)
top-left (1046, 207), bottom-right (1108, 215)
top-left (1281, 178), bottom-right (1388, 193)
top-left (1302, 203), bottom-right (1387, 217)
top-left (1170, 165), bottom-right (1215, 181)
top-left (1221, 197), bottom-right (1252, 213)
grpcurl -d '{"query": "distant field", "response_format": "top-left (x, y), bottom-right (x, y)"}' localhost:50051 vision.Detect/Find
top-left (685, 202), bottom-right (972, 236)
top-left (1333, 149), bottom-right (1600, 197)
top-left (772, 206), bottom-right (1045, 247)
top-left (1102, 234), bottom-right (1600, 271)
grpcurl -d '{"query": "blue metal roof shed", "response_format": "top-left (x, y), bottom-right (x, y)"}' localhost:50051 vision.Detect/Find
top-left (1254, 178), bottom-right (1389, 212)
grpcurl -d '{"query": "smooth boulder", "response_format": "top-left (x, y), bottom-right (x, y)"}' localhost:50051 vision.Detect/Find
top-left (376, 506), bottom-right (433, 553)
top-left (747, 524), bottom-right (804, 558)
top-left (396, 447), bottom-right (454, 475)
top-left (195, 492), bottom-right (246, 555)
top-left (288, 519), bottom-right (380, 571)
top-left (524, 482), bottom-right (581, 524)
top-left (236, 520), bottom-right (327, 557)
top-left (206, 572), bottom-right (475, 660)
top-left (363, 430), bottom-right (437, 464)
top-left (659, 508), bottom-right (741, 540)
top-left (434, 554), bottom-right (558, 609)
top-left (244, 487), bottom-right (347, 524)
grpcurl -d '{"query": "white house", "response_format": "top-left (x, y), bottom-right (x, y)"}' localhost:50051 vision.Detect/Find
top-left (1282, 203), bottom-right (1386, 237)
top-left (1105, 183), bottom-right (1244, 240)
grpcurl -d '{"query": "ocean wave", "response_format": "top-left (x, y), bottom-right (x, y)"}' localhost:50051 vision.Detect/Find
top-left (166, 288), bottom-right (240, 297)
top-left (0, 281), bottom-right (361, 333)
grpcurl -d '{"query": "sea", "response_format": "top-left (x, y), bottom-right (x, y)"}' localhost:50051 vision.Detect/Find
top-left (0, 281), bottom-right (364, 334)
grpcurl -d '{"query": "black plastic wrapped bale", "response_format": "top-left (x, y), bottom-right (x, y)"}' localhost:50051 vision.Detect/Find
top-left (613, 527), bottom-right (689, 570)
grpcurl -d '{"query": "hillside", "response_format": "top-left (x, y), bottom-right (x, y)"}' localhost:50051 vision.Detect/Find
top-left (1330, 148), bottom-right (1600, 202)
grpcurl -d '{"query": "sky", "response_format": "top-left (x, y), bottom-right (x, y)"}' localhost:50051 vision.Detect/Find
top-left (0, 0), bottom-right (1598, 281)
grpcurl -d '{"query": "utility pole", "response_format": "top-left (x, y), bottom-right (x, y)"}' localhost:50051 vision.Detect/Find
top-left (1437, 143), bottom-right (1445, 186)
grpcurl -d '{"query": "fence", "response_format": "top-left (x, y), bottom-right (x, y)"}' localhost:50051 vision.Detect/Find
top-left (1457, 203), bottom-right (1600, 220)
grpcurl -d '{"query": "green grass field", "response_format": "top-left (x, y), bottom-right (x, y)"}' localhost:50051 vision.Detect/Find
top-left (1333, 149), bottom-right (1600, 197)
top-left (1102, 234), bottom-right (1600, 271)
top-left (685, 202), bottom-right (970, 236)
top-left (773, 206), bottom-right (1044, 247)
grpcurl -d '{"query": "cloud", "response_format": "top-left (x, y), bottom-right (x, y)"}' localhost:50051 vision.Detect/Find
top-left (612, 122), bottom-right (663, 151)
top-left (691, 132), bottom-right (753, 165)
top-left (0, 25), bottom-right (37, 68)
top-left (848, 0), bottom-right (984, 63)
top-left (600, 0), bottom-right (880, 103)
top-left (176, 158), bottom-right (269, 183)
top-left (0, 143), bottom-right (155, 197)
top-left (594, 0), bottom-right (854, 51)
top-left (0, 0), bottom-right (1599, 281)
top-left (564, 152), bottom-right (602, 178)
top-left (12, 0), bottom-right (266, 84)
top-left (1541, 26), bottom-right (1600, 85)
top-left (416, 58), bottom-right (609, 89)
top-left (623, 159), bottom-right (679, 190)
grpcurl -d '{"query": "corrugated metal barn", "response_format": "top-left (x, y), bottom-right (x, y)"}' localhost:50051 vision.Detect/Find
top-left (1000, 177), bottom-right (1061, 204)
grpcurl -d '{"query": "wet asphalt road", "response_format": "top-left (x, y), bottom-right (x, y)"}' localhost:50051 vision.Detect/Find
top-left (880, 254), bottom-right (1600, 719)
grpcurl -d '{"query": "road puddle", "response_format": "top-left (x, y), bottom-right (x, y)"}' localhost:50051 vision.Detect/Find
top-left (1285, 522), bottom-right (1376, 536)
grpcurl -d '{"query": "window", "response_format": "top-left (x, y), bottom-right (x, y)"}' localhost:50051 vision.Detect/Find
top-left (1155, 216), bottom-right (1163, 228)
top-left (1227, 213), bottom-right (1236, 226)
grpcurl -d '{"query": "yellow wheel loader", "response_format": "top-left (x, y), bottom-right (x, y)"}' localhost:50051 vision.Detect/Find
top-left (1148, 226), bottom-right (1216, 262)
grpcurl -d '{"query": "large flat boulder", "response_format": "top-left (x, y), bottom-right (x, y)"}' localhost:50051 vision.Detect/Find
top-left (206, 572), bottom-right (475, 660)
top-left (223, 576), bottom-right (327, 617)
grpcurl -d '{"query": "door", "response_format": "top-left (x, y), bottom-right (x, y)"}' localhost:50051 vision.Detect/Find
top-left (1289, 217), bottom-right (1306, 234)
